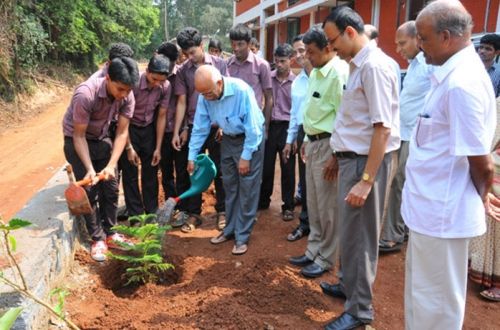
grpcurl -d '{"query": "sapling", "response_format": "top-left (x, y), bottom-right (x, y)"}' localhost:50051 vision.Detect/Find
top-left (108, 213), bottom-right (174, 285)
top-left (0, 217), bottom-right (80, 330)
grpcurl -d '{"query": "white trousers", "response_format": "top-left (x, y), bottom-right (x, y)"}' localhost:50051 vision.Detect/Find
top-left (405, 230), bottom-right (470, 330)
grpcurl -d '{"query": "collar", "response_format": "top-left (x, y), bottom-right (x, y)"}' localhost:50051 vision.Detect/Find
top-left (228, 50), bottom-right (256, 66)
top-left (318, 56), bottom-right (339, 77)
top-left (97, 78), bottom-right (109, 99)
top-left (351, 40), bottom-right (376, 69)
top-left (271, 69), bottom-right (295, 82)
top-left (218, 77), bottom-right (235, 101)
top-left (432, 44), bottom-right (475, 84)
top-left (139, 72), bottom-right (149, 90)
top-left (488, 62), bottom-right (498, 73)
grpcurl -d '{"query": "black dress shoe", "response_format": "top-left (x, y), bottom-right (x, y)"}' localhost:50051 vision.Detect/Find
top-left (301, 263), bottom-right (328, 278)
top-left (320, 282), bottom-right (346, 299)
top-left (287, 227), bottom-right (310, 242)
top-left (324, 312), bottom-right (367, 330)
top-left (289, 254), bottom-right (313, 267)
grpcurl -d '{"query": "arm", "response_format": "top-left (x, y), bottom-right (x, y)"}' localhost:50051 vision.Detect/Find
top-left (152, 106), bottom-right (167, 166)
top-left (468, 154), bottom-right (494, 202)
top-left (187, 98), bottom-right (211, 173)
top-left (72, 124), bottom-right (95, 180)
top-left (172, 94), bottom-right (187, 150)
top-left (101, 115), bottom-right (130, 178)
top-left (263, 88), bottom-right (273, 137)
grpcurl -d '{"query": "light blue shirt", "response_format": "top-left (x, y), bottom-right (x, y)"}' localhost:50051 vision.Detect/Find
top-left (286, 69), bottom-right (309, 144)
top-left (188, 77), bottom-right (265, 161)
top-left (400, 52), bottom-right (433, 141)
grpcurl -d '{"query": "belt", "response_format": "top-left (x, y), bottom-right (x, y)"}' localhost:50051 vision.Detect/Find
top-left (270, 120), bottom-right (289, 124)
top-left (307, 132), bottom-right (331, 141)
top-left (335, 151), bottom-right (366, 159)
top-left (225, 133), bottom-right (245, 139)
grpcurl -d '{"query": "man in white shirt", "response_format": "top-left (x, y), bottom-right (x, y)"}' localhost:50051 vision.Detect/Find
top-left (379, 21), bottom-right (433, 253)
top-left (402, 1), bottom-right (496, 329)
top-left (322, 6), bottom-right (400, 329)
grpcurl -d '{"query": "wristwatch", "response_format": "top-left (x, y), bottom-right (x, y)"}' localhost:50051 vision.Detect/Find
top-left (362, 172), bottom-right (374, 184)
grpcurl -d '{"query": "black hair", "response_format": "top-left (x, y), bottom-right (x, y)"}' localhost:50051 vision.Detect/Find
top-left (303, 27), bottom-right (328, 50)
top-left (208, 38), bottom-right (222, 51)
top-left (250, 37), bottom-right (260, 47)
top-left (157, 41), bottom-right (179, 62)
top-left (108, 43), bottom-right (134, 60)
top-left (229, 24), bottom-right (252, 42)
top-left (108, 57), bottom-right (139, 86)
top-left (323, 6), bottom-right (365, 34)
top-left (176, 27), bottom-right (202, 50)
top-left (274, 43), bottom-right (294, 58)
top-left (292, 34), bottom-right (304, 44)
top-left (480, 33), bottom-right (500, 51)
top-left (147, 54), bottom-right (170, 76)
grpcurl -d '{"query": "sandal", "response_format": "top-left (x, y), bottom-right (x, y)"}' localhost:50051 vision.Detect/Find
top-left (480, 287), bottom-right (500, 302)
top-left (216, 212), bottom-right (226, 231)
top-left (379, 241), bottom-right (402, 253)
top-left (282, 209), bottom-right (294, 221)
top-left (181, 215), bottom-right (202, 233)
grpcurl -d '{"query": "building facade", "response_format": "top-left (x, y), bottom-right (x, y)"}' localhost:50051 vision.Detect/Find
top-left (233, 0), bottom-right (500, 67)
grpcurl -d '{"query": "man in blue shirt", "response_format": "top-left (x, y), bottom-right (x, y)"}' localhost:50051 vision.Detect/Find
top-left (188, 65), bottom-right (265, 255)
top-left (478, 33), bottom-right (500, 97)
top-left (379, 20), bottom-right (433, 253)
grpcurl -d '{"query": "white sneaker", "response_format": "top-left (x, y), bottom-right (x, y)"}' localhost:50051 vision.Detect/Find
top-left (91, 241), bottom-right (108, 262)
top-left (106, 233), bottom-right (134, 251)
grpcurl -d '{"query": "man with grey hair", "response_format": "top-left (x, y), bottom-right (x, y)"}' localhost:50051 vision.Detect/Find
top-left (188, 65), bottom-right (265, 255)
top-left (379, 20), bottom-right (433, 253)
top-left (403, 1), bottom-right (496, 328)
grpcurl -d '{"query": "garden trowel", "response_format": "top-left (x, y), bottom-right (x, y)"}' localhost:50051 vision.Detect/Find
top-left (64, 164), bottom-right (105, 215)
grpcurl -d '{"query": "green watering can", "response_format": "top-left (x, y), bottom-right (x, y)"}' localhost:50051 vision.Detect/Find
top-left (157, 154), bottom-right (217, 224)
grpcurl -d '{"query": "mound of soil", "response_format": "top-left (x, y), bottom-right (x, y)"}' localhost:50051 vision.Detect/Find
top-left (65, 189), bottom-right (500, 330)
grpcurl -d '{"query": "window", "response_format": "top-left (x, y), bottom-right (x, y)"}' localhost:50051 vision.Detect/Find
top-left (287, 17), bottom-right (300, 44)
top-left (288, 0), bottom-right (300, 6)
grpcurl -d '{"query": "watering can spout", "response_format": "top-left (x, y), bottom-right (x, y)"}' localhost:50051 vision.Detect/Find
top-left (178, 154), bottom-right (217, 200)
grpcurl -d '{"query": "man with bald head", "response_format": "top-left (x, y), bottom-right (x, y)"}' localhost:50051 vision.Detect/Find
top-left (379, 21), bottom-right (433, 253)
top-left (188, 65), bottom-right (265, 255)
top-left (402, 1), bottom-right (496, 328)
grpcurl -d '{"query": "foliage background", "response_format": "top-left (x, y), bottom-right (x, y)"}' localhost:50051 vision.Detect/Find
top-left (0, 0), bottom-right (233, 102)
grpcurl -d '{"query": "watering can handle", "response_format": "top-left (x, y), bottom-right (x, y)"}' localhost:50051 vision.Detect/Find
top-left (75, 173), bottom-right (107, 186)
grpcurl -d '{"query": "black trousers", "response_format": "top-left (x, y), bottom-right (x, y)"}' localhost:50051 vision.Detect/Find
top-left (119, 123), bottom-right (159, 216)
top-left (297, 125), bottom-right (309, 230)
top-left (259, 120), bottom-right (295, 211)
top-left (64, 137), bottom-right (119, 241)
top-left (160, 132), bottom-right (177, 199)
top-left (176, 126), bottom-right (225, 214)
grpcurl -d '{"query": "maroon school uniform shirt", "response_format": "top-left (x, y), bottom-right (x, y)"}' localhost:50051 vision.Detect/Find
top-left (62, 77), bottom-right (135, 140)
top-left (270, 70), bottom-right (296, 121)
top-left (226, 51), bottom-right (272, 108)
top-left (131, 72), bottom-right (171, 127)
top-left (166, 64), bottom-right (179, 133)
top-left (174, 53), bottom-right (227, 125)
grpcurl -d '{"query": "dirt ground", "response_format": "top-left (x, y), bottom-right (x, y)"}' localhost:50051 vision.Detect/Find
top-left (0, 87), bottom-right (498, 329)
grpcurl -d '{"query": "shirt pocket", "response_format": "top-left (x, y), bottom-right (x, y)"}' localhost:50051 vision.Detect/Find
top-left (415, 116), bottom-right (433, 148)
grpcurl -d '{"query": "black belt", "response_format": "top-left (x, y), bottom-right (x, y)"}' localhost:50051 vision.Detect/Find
top-left (335, 151), bottom-right (366, 159)
top-left (270, 120), bottom-right (289, 124)
top-left (307, 132), bottom-right (331, 141)
top-left (225, 133), bottom-right (245, 139)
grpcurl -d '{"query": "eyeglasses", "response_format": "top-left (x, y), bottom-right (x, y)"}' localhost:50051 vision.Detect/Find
top-left (328, 31), bottom-right (344, 46)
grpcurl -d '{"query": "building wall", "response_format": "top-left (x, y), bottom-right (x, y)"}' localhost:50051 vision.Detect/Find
top-left (235, 0), bottom-right (260, 17)
top-left (354, 0), bottom-right (372, 23)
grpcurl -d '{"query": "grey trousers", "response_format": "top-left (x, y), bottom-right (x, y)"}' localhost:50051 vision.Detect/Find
top-left (380, 141), bottom-right (409, 244)
top-left (221, 135), bottom-right (264, 244)
top-left (337, 152), bottom-right (392, 321)
top-left (304, 138), bottom-right (338, 269)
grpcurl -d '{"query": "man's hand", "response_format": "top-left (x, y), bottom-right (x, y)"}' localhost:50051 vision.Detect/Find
top-left (239, 158), bottom-right (250, 176)
top-left (84, 168), bottom-right (97, 184)
top-left (300, 142), bottom-right (308, 163)
top-left (151, 148), bottom-right (161, 166)
top-left (98, 166), bottom-right (116, 182)
top-left (215, 128), bottom-right (223, 142)
top-left (180, 129), bottom-right (189, 146)
top-left (127, 147), bottom-right (141, 167)
top-left (187, 160), bottom-right (195, 175)
top-left (485, 193), bottom-right (500, 222)
top-left (345, 180), bottom-right (373, 208)
top-left (172, 133), bottom-right (181, 151)
top-left (282, 142), bottom-right (297, 164)
top-left (323, 155), bottom-right (338, 181)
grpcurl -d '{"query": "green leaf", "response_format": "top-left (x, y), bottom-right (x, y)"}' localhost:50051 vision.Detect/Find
top-left (7, 219), bottom-right (32, 230)
top-left (0, 307), bottom-right (23, 330)
top-left (49, 288), bottom-right (69, 318)
top-left (8, 236), bottom-right (16, 252)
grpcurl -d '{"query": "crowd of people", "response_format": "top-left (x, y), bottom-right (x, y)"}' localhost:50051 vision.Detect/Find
top-left (62, 0), bottom-right (500, 328)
